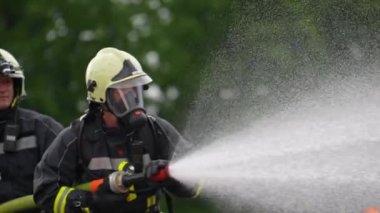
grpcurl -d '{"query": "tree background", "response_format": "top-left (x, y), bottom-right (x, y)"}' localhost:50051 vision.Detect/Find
top-left (0, 0), bottom-right (233, 128)
top-left (1, 0), bottom-right (380, 212)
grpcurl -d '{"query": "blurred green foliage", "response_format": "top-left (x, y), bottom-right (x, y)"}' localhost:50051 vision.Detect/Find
top-left (0, 0), bottom-right (233, 130)
top-left (1, 0), bottom-right (380, 212)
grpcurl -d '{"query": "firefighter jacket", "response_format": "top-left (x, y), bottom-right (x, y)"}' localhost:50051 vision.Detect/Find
top-left (0, 107), bottom-right (63, 205)
top-left (33, 112), bottom-right (196, 213)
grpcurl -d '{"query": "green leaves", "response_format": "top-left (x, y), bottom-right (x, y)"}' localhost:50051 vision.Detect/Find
top-left (0, 0), bottom-right (232, 127)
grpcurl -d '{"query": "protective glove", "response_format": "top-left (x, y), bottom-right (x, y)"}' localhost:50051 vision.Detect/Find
top-left (63, 189), bottom-right (93, 213)
top-left (145, 160), bottom-right (202, 198)
top-left (145, 159), bottom-right (171, 184)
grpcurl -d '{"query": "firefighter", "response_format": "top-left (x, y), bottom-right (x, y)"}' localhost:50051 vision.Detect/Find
top-left (0, 48), bottom-right (64, 212)
top-left (33, 47), bottom-right (200, 213)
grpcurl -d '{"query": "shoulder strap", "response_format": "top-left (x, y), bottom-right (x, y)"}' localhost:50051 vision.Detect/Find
top-left (146, 115), bottom-right (171, 160)
top-left (74, 118), bottom-right (86, 169)
top-left (68, 118), bottom-right (87, 170)
top-left (72, 114), bottom-right (94, 171)
top-left (146, 115), bottom-right (175, 213)
top-left (146, 115), bottom-right (159, 158)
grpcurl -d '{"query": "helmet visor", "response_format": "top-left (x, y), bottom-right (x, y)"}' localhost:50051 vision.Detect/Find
top-left (106, 86), bottom-right (144, 117)
top-left (110, 74), bottom-right (152, 89)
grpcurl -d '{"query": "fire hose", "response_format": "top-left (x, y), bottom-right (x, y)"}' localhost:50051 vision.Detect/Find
top-left (0, 166), bottom-right (170, 212)
top-left (0, 181), bottom-right (95, 212)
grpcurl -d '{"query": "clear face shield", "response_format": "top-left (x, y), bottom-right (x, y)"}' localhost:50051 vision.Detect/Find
top-left (106, 86), bottom-right (144, 117)
top-left (106, 82), bottom-right (144, 118)
top-left (0, 59), bottom-right (20, 77)
top-left (106, 74), bottom-right (151, 131)
top-left (0, 59), bottom-right (24, 105)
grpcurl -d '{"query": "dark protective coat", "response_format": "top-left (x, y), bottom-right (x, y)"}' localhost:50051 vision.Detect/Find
top-left (0, 107), bottom-right (63, 204)
top-left (34, 112), bottom-right (195, 213)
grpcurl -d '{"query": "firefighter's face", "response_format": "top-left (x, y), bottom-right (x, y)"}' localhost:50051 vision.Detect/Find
top-left (0, 74), bottom-right (14, 110)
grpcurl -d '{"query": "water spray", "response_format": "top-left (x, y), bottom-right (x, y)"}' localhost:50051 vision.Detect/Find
top-left (172, 72), bottom-right (380, 213)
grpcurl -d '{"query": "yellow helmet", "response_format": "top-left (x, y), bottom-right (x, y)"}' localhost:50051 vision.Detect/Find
top-left (85, 47), bottom-right (152, 116)
top-left (0, 48), bottom-right (26, 99)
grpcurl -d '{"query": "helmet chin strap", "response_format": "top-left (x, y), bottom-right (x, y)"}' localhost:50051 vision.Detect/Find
top-left (10, 96), bottom-right (19, 108)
